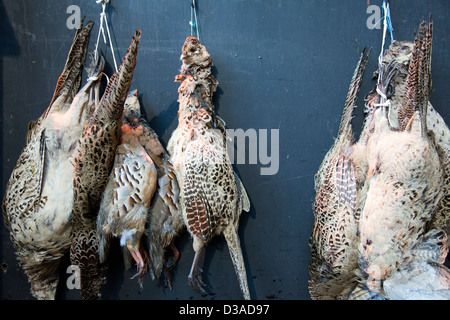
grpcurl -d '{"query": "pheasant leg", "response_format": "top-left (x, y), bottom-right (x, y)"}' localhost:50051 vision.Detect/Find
top-left (188, 247), bottom-right (207, 295)
top-left (163, 240), bottom-right (181, 289)
top-left (127, 243), bottom-right (145, 280)
top-left (166, 240), bottom-right (180, 269)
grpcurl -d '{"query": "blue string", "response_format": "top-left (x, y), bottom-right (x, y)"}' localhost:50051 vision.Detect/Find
top-left (190, 0), bottom-right (200, 41)
top-left (383, 0), bottom-right (394, 42)
top-left (374, 17), bottom-right (383, 29)
top-left (372, 1), bottom-right (394, 42)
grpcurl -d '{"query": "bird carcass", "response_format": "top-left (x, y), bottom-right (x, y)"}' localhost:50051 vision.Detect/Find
top-left (167, 36), bottom-right (251, 299)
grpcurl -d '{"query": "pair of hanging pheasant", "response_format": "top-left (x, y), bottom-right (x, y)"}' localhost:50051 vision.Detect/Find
top-left (310, 18), bottom-right (450, 299)
top-left (94, 35), bottom-right (251, 299)
top-left (2, 18), bottom-right (251, 299)
top-left (1, 20), bottom-right (149, 299)
top-left (2, 20), bottom-right (96, 300)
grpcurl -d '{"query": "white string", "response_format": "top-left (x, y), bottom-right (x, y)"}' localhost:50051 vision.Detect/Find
top-left (375, 0), bottom-right (394, 118)
top-left (376, 86), bottom-right (387, 101)
top-left (87, 72), bottom-right (109, 83)
top-left (372, 87), bottom-right (391, 107)
top-left (377, 1), bottom-right (390, 81)
top-left (93, 0), bottom-right (118, 73)
top-left (87, 72), bottom-right (109, 110)
top-left (190, 0), bottom-right (200, 41)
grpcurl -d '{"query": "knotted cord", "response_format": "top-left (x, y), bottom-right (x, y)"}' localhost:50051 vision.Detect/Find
top-left (374, 0), bottom-right (395, 116)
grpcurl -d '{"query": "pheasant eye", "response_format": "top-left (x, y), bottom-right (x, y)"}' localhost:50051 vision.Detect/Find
top-left (387, 83), bottom-right (395, 99)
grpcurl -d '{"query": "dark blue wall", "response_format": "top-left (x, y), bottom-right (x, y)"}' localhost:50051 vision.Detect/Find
top-left (1, 0), bottom-right (450, 300)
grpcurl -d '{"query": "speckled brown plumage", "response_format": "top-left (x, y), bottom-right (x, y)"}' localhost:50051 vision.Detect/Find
top-left (311, 18), bottom-right (450, 300)
top-left (309, 48), bottom-right (370, 300)
top-left (355, 19), bottom-right (450, 299)
top-left (167, 37), bottom-right (250, 299)
top-left (2, 20), bottom-right (95, 300)
top-left (365, 37), bottom-right (450, 251)
top-left (96, 90), bottom-right (158, 288)
top-left (70, 29), bottom-right (141, 300)
top-left (399, 20), bottom-right (433, 134)
top-left (123, 96), bottom-right (183, 286)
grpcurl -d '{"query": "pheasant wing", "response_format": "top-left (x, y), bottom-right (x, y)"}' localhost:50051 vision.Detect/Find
top-left (3, 129), bottom-right (46, 225)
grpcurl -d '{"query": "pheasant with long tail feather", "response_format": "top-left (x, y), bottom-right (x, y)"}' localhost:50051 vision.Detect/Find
top-left (2, 20), bottom-right (97, 299)
top-left (70, 29), bottom-right (141, 300)
top-left (167, 36), bottom-right (251, 299)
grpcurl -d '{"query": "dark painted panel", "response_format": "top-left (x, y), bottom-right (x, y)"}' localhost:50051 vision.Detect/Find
top-left (1, 0), bottom-right (449, 300)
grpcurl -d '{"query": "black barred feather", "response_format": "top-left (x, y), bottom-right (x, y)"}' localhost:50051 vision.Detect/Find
top-left (2, 23), bottom-right (96, 299)
top-left (315, 48), bottom-right (371, 191)
top-left (400, 18), bottom-right (433, 134)
top-left (309, 49), bottom-right (370, 299)
top-left (336, 155), bottom-right (357, 211)
top-left (184, 174), bottom-right (215, 241)
top-left (70, 29), bottom-right (141, 299)
top-left (168, 36), bottom-right (251, 299)
top-left (338, 47), bottom-right (372, 138)
top-left (43, 19), bottom-right (93, 120)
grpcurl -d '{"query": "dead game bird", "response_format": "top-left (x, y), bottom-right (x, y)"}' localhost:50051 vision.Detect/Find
top-left (2, 21), bottom-right (96, 300)
top-left (167, 36), bottom-right (251, 300)
top-left (97, 88), bottom-right (182, 289)
top-left (356, 18), bottom-right (450, 299)
top-left (121, 94), bottom-right (183, 287)
top-left (70, 30), bottom-right (141, 300)
top-left (311, 18), bottom-right (450, 299)
top-left (97, 90), bottom-right (159, 287)
top-left (309, 48), bottom-right (371, 300)
top-left (366, 36), bottom-right (450, 249)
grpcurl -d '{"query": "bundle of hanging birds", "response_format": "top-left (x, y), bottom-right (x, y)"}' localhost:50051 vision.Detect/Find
top-left (2, 17), bottom-right (251, 299)
top-left (309, 17), bottom-right (450, 300)
top-left (1, 20), bottom-right (183, 300)
top-left (2, 19), bottom-right (97, 300)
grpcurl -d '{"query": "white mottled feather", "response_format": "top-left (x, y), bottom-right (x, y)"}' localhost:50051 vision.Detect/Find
top-left (383, 261), bottom-right (450, 300)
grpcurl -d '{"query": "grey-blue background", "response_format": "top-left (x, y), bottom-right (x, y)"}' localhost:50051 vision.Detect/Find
top-left (1, 0), bottom-right (449, 300)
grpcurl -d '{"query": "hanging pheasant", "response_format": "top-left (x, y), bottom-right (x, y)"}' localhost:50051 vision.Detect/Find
top-left (367, 33), bottom-right (450, 250)
top-left (167, 36), bottom-right (251, 299)
top-left (311, 17), bottom-right (450, 300)
top-left (2, 20), bottom-right (97, 299)
top-left (70, 29), bottom-right (141, 300)
top-left (122, 94), bottom-right (183, 286)
top-left (356, 18), bottom-right (450, 299)
top-left (96, 90), bottom-right (158, 288)
top-left (309, 48), bottom-right (371, 299)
